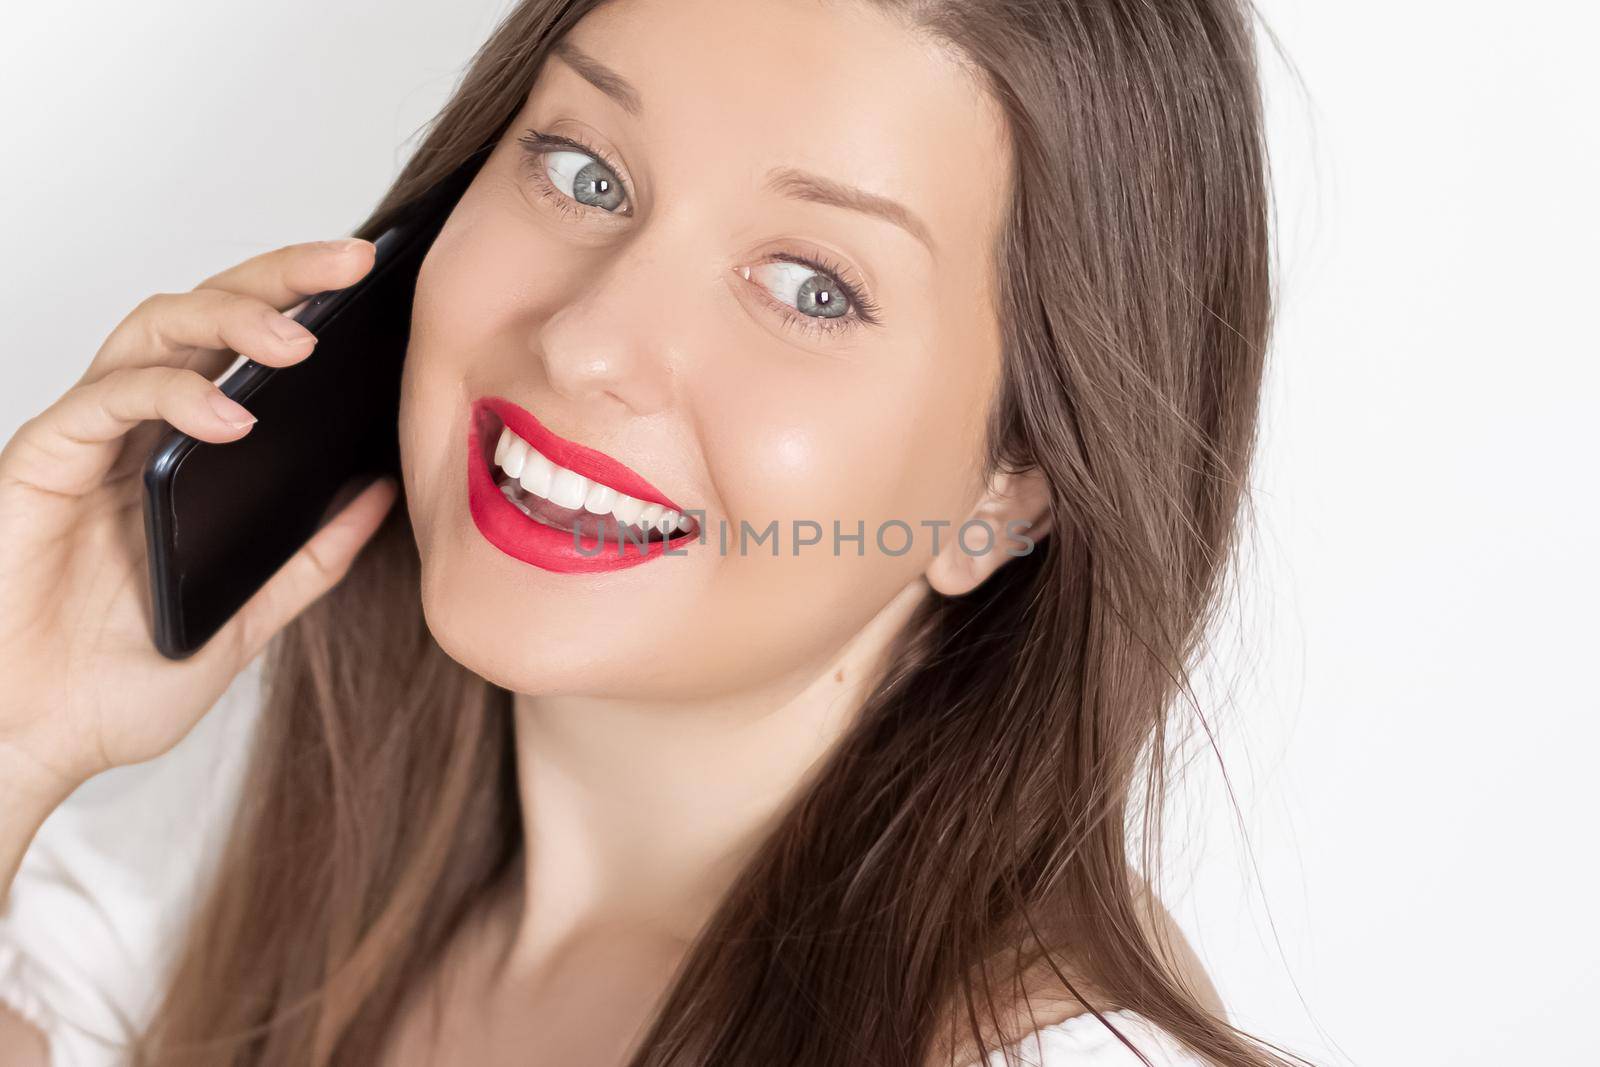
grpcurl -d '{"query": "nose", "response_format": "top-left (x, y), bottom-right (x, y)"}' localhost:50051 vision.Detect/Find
top-left (529, 232), bottom-right (686, 418)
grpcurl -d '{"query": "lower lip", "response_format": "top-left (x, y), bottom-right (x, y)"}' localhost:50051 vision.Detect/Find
top-left (465, 404), bottom-right (693, 574)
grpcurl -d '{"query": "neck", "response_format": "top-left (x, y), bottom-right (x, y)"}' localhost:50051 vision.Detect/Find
top-left (500, 578), bottom-right (927, 970)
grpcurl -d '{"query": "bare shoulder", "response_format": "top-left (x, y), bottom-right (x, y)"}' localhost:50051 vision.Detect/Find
top-left (1002, 877), bottom-right (1223, 1031)
top-left (923, 878), bottom-right (1223, 1067)
top-left (1130, 876), bottom-right (1225, 1019)
top-left (0, 1003), bottom-right (49, 1067)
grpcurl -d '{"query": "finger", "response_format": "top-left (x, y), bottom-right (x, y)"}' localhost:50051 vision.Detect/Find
top-left (86, 287), bottom-right (321, 383)
top-left (0, 365), bottom-right (259, 499)
top-left (216, 476), bottom-right (399, 669)
top-left (199, 237), bottom-right (375, 309)
top-left (82, 239), bottom-right (372, 383)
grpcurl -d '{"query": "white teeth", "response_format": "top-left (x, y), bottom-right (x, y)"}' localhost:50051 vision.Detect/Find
top-left (492, 425), bottom-right (692, 532)
top-left (583, 482), bottom-right (617, 515)
top-left (675, 513), bottom-right (693, 533)
top-left (548, 468), bottom-right (591, 510)
top-left (519, 449), bottom-right (555, 498)
top-left (501, 436), bottom-right (528, 479)
top-left (612, 494), bottom-right (645, 527)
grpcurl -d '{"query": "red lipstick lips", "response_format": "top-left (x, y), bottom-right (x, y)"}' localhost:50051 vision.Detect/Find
top-left (466, 395), bottom-right (696, 573)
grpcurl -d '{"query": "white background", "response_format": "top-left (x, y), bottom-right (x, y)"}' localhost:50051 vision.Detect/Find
top-left (2, 3), bottom-right (1597, 1065)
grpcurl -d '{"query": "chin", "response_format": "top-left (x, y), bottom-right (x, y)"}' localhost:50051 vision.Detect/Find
top-left (413, 524), bottom-right (741, 701)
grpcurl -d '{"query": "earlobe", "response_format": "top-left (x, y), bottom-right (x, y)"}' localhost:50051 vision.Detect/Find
top-left (925, 467), bottom-right (1053, 597)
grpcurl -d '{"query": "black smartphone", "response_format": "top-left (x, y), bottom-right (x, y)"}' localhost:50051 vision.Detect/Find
top-left (141, 151), bottom-right (486, 660)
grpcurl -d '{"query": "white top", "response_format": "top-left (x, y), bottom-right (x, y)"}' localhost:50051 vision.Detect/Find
top-left (0, 661), bottom-right (1204, 1067)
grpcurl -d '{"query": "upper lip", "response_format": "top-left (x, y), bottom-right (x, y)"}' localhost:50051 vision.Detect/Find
top-left (474, 395), bottom-right (685, 513)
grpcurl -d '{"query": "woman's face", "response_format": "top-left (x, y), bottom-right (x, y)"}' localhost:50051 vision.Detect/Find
top-left (400, 0), bottom-right (1015, 702)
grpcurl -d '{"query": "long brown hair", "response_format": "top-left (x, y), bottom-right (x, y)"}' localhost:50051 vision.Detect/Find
top-left (139, 1), bottom-right (1296, 1064)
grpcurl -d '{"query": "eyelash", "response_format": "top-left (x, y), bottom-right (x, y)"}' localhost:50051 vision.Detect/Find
top-left (517, 128), bottom-right (635, 221)
top-left (516, 127), bottom-right (884, 338)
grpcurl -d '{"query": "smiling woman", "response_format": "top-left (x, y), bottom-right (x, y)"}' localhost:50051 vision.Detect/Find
top-left (0, 0), bottom-right (1293, 1065)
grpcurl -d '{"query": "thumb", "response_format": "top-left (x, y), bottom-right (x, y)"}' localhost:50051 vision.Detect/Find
top-left (215, 475), bottom-right (399, 667)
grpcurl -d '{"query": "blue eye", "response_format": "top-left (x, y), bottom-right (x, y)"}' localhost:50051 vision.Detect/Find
top-left (741, 252), bottom-right (884, 338)
top-left (518, 129), bottom-right (633, 217)
top-left (748, 261), bottom-right (850, 321)
top-left (542, 149), bottom-right (627, 213)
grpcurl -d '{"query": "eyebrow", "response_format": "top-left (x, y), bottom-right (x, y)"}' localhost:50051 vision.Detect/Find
top-left (550, 39), bottom-right (937, 257)
top-left (762, 168), bottom-right (936, 255)
top-left (551, 39), bottom-right (642, 116)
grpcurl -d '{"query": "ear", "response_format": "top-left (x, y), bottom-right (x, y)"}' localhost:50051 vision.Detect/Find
top-left (925, 466), bottom-right (1053, 597)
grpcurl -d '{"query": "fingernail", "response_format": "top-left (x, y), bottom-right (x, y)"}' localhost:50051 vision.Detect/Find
top-left (322, 237), bottom-right (370, 255)
top-left (270, 313), bottom-right (316, 346)
top-left (210, 390), bottom-right (256, 426)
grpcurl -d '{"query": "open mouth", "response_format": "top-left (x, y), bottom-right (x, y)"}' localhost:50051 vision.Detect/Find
top-left (466, 395), bottom-right (700, 573)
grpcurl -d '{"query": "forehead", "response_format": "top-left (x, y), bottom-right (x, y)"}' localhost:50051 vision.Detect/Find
top-left (546, 0), bottom-right (1012, 264)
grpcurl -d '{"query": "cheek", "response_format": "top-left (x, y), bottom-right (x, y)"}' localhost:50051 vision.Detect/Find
top-left (669, 337), bottom-right (995, 686)
top-left (697, 334), bottom-right (996, 564)
top-left (398, 199), bottom-right (564, 539)
top-left (397, 237), bottom-right (474, 547)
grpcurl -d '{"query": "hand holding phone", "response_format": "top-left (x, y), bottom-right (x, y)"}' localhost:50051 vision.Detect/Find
top-left (141, 150), bottom-right (483, 661)
top-left (142, 215), bottom-right (438, 660)
top-left (0, 241), bottom-right (398, 815)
